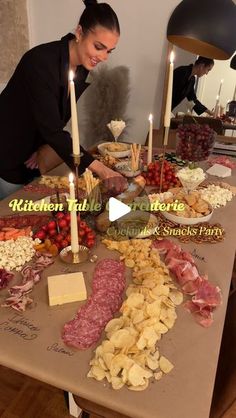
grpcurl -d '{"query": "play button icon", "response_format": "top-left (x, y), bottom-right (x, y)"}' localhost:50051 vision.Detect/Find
top-left (108, 197), bottom-right (131, 222)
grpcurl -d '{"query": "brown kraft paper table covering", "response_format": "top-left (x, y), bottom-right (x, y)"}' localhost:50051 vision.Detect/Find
top-left (0, 165), bottom-right (236, 418)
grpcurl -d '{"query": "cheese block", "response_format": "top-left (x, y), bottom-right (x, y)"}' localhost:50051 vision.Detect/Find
top-left (48, 272), bottom-right (87, 306)
top-left (206, 164), bottom-right (231, 178)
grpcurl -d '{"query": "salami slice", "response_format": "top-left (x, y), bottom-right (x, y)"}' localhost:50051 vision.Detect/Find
top-left (62, 258), bottom-right (126, 349)
top-left (92, 274), bottom-right (125, 294)
top-left (93, 288), bottom-right (123, 313)
top-left (62, 318), bottom-right (101, 349)
top-left (94, 259), bottom-right (125, 274)
top-left (0, 215), bottom-right (51, 230)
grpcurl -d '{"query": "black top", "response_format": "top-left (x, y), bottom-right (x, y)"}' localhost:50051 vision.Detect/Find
top-left (171, 64), bottom-right (207, 116)
top-left (0, 33), bottom-right (94, 184)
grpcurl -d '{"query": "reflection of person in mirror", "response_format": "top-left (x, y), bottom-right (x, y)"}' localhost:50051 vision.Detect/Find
top-left (0, 0), bottom-right (127, 200)
top-left (172, 56), bottom-right (214, 116)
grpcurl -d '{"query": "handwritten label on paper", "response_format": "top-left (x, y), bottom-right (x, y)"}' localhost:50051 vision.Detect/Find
top-left (191, 248), bottom-right (206, 263)
top-left (0, 313), bottom-right (40, 341)
top-left (47, 342), bottom-right (74, 357)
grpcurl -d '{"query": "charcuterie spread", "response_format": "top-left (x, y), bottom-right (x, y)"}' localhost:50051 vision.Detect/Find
top-left (0, 142), bottom-right (235, 414)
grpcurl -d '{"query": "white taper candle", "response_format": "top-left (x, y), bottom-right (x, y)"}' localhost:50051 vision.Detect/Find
top-left (69, 70), bottom-right (80, 155)
top-left (69, 173), bottom-right (79, 254)
top-left (147, 114), bottom-right (153, 165)
top-left (164, 51), bottom-right (175, 128)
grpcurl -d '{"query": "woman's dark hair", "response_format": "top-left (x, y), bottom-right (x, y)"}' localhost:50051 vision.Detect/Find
top-left (79, 1), bottom-right (120, 35)
top-left (195, 56), bottom-right (214, 67)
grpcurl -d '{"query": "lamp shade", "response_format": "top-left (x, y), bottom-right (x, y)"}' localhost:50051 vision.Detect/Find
top-left (167, 0), bottom-right (236, 60)
top-left (230, 54), bottom-right (236, 70)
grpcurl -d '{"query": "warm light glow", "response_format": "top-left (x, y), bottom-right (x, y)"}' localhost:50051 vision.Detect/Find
top-left (149, 114), bottom-right (153, 122)
top-left (221, 79), bottom-right (224, 83)
top-left (69, 70), bottom-right (74, 82)
top-left (216, 94), bottom-right (219, 100)
top-left (170, 51), bottom-right (175, 64)
top-left (69, 173), bottom-right (74, 183)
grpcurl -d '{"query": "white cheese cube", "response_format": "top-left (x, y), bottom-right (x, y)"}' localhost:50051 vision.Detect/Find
top-left (206, 164), bottom-right (231, 178)
top-left (47, 272), bottom-right (87, 306)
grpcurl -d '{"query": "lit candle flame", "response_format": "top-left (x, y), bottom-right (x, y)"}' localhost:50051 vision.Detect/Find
top-left (69, 173), bottom-right (74, 183)
top-left (170, 51), bottom-right (175, 64)
top-left (69, 70), bottom-right (74, 82)
top-left (149, 114), bottom-right (153, 122)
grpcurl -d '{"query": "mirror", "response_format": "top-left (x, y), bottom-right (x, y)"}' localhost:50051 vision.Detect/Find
top-left (171, 47), bottom-right (236, 117)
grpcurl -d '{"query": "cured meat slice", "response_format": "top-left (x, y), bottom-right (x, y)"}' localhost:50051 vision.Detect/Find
top-left (78, 300), bottom-right (113, 327)
top-left (152, 238), bottom-right (222, 327)
top-left (2, 253), bottom-right (54, 311)
top-left (152, 239), bottom-right (180, 255)
top-left (62, 318), bottom-right (102, 349)
top-left (182, 276), bottom-right (205, 295)
top-left (92, 288), bottom-right (123, 313)
top-left (192, 280), bottom-right (222, 309)
top-left (92, 274), bottom-right (125, 294)
top-left (184, 301), bottom-right (213, 328)
top-left (94, 259), bottom-right (125, 274)
top-left (62, 258), bottom-right (126, 349)
top-left (0, 269), bottom-right (14, 289)
top-left (0, 215), bottom-right (51, 230)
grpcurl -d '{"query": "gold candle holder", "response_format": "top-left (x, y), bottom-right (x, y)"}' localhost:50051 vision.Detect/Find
top-left (159, 127), bottom-right (169, 193)
top-left (72, 152), bottom-right (83, 201)
top-left (60, 245), bottom-right (89, 264)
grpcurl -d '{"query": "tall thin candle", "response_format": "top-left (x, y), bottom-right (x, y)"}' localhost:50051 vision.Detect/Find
top-left (147, 114), bottom-right (153, 165)
top-left (69, 173), bottom-right (79, 254)
top-left (217, 79), bottom-right (224, 98)
top-left (214, 94), bottom-right (220, 118)
top-left (69, 70), bottom-right (80, 156)
top-left (233, 84), bottom-right (236, 101)
top-left (164, 51), bottom-right (175, 128)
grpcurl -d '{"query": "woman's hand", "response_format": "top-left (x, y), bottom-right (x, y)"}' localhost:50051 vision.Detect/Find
top-left (24, 152), bottom-right (39, 169)
top-left (88, 160), bottom-right (128, 194)
top-left (206, 109), bottom-right (214, 116)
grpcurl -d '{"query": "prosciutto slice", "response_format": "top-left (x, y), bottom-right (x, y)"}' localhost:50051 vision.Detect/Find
top-left (2, 252), bottom-right (54, 311)
top-left (152, 239), bottom-right (222, 327)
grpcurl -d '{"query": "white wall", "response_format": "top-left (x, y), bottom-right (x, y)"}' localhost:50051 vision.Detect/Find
top-left (26, 0), bottom-right (179, 144)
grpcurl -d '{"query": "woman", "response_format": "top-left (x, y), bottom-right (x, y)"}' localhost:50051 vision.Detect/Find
top-left (172, 56), bottom-right (214, 115)
top-left (0, 0), bottom-right (127, 199)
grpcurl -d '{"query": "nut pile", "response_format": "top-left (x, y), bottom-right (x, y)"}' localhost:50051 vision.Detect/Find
top-left (157, 214), bottom-right (225, 244)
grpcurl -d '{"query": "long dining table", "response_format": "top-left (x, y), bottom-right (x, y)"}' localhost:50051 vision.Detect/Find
top-left (0, 164), bottom-right (236, 418)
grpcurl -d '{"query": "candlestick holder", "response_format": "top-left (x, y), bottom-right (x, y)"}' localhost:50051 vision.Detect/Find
top-left (159, 127), bottom-right (169, 193)
top-left (72, 152), bottom-right (83, 201)
top-left (60, 245), bottom-right (89, 264)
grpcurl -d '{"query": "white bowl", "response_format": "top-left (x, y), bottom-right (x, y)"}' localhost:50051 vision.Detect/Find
top-left (117, 210), bottom-right (158, 238)
top-left (162, 209), bottom-right (213, 225)
top-left (97, 142), bottom-right (131, 158)
top-left (115, 161), bottom-right (141, 178)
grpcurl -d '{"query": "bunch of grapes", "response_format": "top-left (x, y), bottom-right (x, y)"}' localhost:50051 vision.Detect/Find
top-left (142, 160), bottom-right (180, 190)
top-left (176, 124), bottom-right (215, 161)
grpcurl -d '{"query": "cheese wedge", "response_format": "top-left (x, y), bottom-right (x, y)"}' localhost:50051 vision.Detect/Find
top-left (206, 164), bottom-right (231, 178)
top-left (47, 272), bottom-right (87, 306)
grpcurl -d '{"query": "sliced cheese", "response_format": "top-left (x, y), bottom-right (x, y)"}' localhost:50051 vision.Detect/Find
top-left (206, 164), bottom-right (231, 178)
top-left (47, 272), bottom-right (87, 306)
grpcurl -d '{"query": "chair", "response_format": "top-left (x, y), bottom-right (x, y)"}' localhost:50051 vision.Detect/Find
top-left (183, 115), bottom-right (224, 135)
